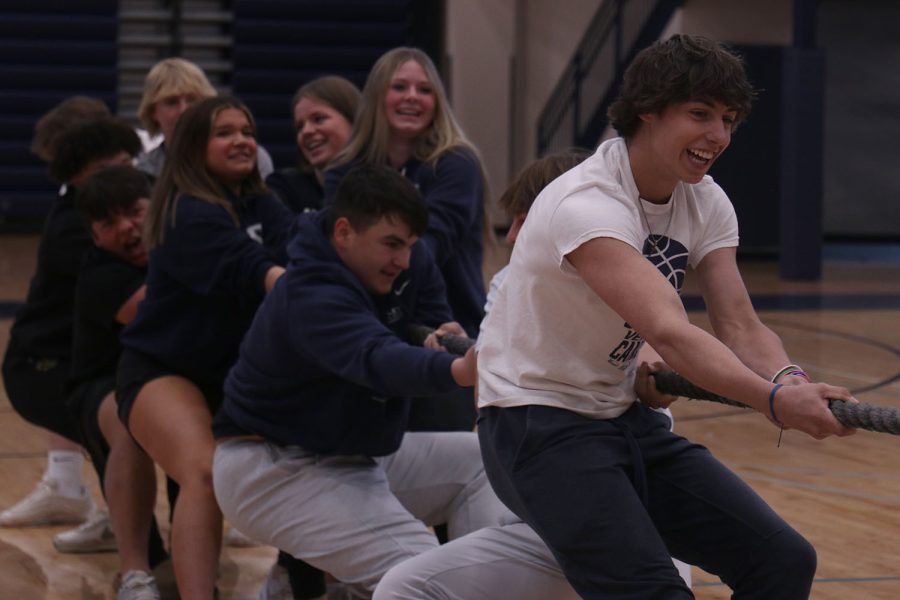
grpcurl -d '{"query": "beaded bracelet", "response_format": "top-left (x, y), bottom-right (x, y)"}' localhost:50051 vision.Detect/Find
top-left (771, 364), bottom-right (810, 383)
top-left (782, 370), bottom-right (810, 382)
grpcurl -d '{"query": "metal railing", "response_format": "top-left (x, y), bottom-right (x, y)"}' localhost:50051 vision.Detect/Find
top-left (536, 0), bottom-right (682, 154)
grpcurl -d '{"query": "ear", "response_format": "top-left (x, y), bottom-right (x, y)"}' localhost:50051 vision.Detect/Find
top-left (638, 112), bottom-right (655, 125)
top-left (332, 216), bottom-right (354, 250)
top-left (85, 218), bottom-right (106, 245)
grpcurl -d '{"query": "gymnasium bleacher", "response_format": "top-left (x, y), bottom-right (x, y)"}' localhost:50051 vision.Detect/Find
top-left (0, 0), bottom-right (118, 230)
top-left (0, 0), bottom-right (423, 230)
top-left (232, 0), bottom-right (414, 170)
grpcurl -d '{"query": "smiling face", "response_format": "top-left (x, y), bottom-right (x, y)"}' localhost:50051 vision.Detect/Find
top-left (332, 215), bottom-right (418, 295)
top-left (89, 198), bottom-right (150, 267)
top-left (630, 99), bottom-right (736, 201)
top-left (205, 107), bottom-right (258, 193)
top-left (293, 96), bottom-right (353, 171)
top-left (383, 59), bottom-right (436, 141)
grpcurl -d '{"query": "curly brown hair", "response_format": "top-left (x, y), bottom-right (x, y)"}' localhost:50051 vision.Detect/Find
top-left (608, 34), bottom-right (756, 139)
top-left (31, 96), bottom-right (111, 162)
top-left (49, 117), bottom-right (141, 184)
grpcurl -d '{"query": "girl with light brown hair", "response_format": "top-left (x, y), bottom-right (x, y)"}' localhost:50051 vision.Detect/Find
top-left (116, 96), bottom-right (293, 599)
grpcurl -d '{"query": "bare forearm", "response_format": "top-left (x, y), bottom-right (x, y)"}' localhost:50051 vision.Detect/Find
top-left (450, 346), bottom-right (477, 387)
top-left (715, 319), bottom-right (792, 381)
top-left (648, 322), bottom-right (774, 413)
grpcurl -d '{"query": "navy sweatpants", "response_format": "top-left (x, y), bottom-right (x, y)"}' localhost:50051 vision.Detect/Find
top-left (478, 402), bottom-right (816, 599)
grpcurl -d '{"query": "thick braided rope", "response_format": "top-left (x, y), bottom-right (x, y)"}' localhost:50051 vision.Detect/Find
top-left (407, 325), bottom-right (900, 434)
top-left (408, 325), bottom-right (475, 356)
top-left (653, 371), bottom-right (900, 435)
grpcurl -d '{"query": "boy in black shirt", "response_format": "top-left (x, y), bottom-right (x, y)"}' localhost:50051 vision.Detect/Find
top-left (67, 165), bottom-right (168, 599)
top-left (1, 115), bottom-right (141, 533)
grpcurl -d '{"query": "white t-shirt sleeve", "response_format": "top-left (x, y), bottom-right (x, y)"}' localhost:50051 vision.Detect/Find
top-left (548, 188), bottom-right (643, 270)
top-left (689, 182), bottom-right (739, 267)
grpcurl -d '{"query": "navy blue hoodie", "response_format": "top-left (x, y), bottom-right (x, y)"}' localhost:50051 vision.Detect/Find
top-left (121, 191), bottom-right (293, 387)
top-left (324, 148), bottom-right (486, 336)
top-left (215, 211), bottom-right (458, 456)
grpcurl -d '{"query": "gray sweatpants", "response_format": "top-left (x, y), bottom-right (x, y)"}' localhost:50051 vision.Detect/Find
top-left (213, 431), bottom-right (578, 599)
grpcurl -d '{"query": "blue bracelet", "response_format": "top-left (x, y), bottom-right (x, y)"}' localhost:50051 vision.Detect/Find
top-left (768, 383), bottom-right (784, 425)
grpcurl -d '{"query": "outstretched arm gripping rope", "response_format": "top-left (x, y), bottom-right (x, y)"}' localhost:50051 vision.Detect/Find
top-left (408, 325), bottom-right (900, 434)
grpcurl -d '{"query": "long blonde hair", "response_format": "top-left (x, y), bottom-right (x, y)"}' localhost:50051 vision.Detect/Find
top-left (144, 96), bottom-right (266, 248)
top-left (335, 47), bottom-right (477, 166)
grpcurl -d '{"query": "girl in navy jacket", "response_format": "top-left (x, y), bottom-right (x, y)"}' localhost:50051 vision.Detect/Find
top-left (117, 96), bottom-right (292, 600)
top-left (325, 47), bottom-right (488, 432)
top-left (266, 75), bottom-right (360, 215)
top-left (325, 47), bottom-right (487, 338)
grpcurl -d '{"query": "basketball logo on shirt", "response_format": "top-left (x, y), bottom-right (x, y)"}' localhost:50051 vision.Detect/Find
top-left (607, 235), bottom-right (689, 370)
top-left (642, 235), bottom-right (688, 293)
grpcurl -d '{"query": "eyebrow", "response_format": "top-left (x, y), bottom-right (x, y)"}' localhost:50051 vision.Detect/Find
top-left (391, 77), bottom-right (429, 84)
top-left (387, 233), bottom-right (421, 248)
top-left (690, 98), bottom-right (737, 112)
top-left (214, 122), bottom-right (253, 131)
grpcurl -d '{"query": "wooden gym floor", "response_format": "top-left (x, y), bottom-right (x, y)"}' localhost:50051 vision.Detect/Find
top-left (1, 233), bottom-right (898, 599)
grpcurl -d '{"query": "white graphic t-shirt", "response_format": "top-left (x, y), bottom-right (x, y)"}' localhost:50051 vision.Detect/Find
top-left (477, 137), bottom-right (739, 419)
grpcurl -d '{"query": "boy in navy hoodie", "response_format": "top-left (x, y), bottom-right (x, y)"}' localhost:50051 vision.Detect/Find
top-left (211, 164), bottom-right (578, 599)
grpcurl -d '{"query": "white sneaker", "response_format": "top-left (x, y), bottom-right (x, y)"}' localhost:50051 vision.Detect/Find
top-left (0, 478), bottom-right (92, 527)
top-left (224, 526), bottom-right (259, 547)
top-left (259, 563), bottom-right (292, 600)
top-left (53, 507), bottom-right (117, 553)
top-left (117, 570), bottom-right (160, 600)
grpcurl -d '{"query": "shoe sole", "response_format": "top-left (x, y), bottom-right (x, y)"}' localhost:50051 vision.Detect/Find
top-left (0, 513), bottom-right (88, 527)
top-left (53, 539), bottom-right (118, 554)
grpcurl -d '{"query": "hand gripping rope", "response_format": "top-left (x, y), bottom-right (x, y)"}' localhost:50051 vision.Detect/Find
top-left (651, 371), bottom-right (900, 434)
top-left (408, 325), bottom-right (900, 435)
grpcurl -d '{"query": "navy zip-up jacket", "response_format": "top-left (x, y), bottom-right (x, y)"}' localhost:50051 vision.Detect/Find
top-left (216, 211), bottom-right (459, 456)
top-left (324, 147), bottom-right (486, 336)
top-left (121, 191), bottom-right (294, 386)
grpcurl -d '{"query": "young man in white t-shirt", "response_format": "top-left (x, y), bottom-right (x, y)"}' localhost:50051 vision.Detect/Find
top-left (477, 34), bottom-right (856, 599)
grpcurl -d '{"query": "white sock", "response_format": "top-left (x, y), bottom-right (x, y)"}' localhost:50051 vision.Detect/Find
top-left (45, 450), bottom-right (88, 499)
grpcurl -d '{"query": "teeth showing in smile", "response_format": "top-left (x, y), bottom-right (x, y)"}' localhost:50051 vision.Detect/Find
top-left (687, 148), bottom-right (715, 161)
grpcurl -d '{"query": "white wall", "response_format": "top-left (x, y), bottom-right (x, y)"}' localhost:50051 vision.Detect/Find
top-left (445, 0), bottom-right (516, 203)
top-left (679, 0), bottom-right (792, 45)
top-left (445, 0), bottom-right (600, 199)
top-left (513, 0), bottom-right (602, 169)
